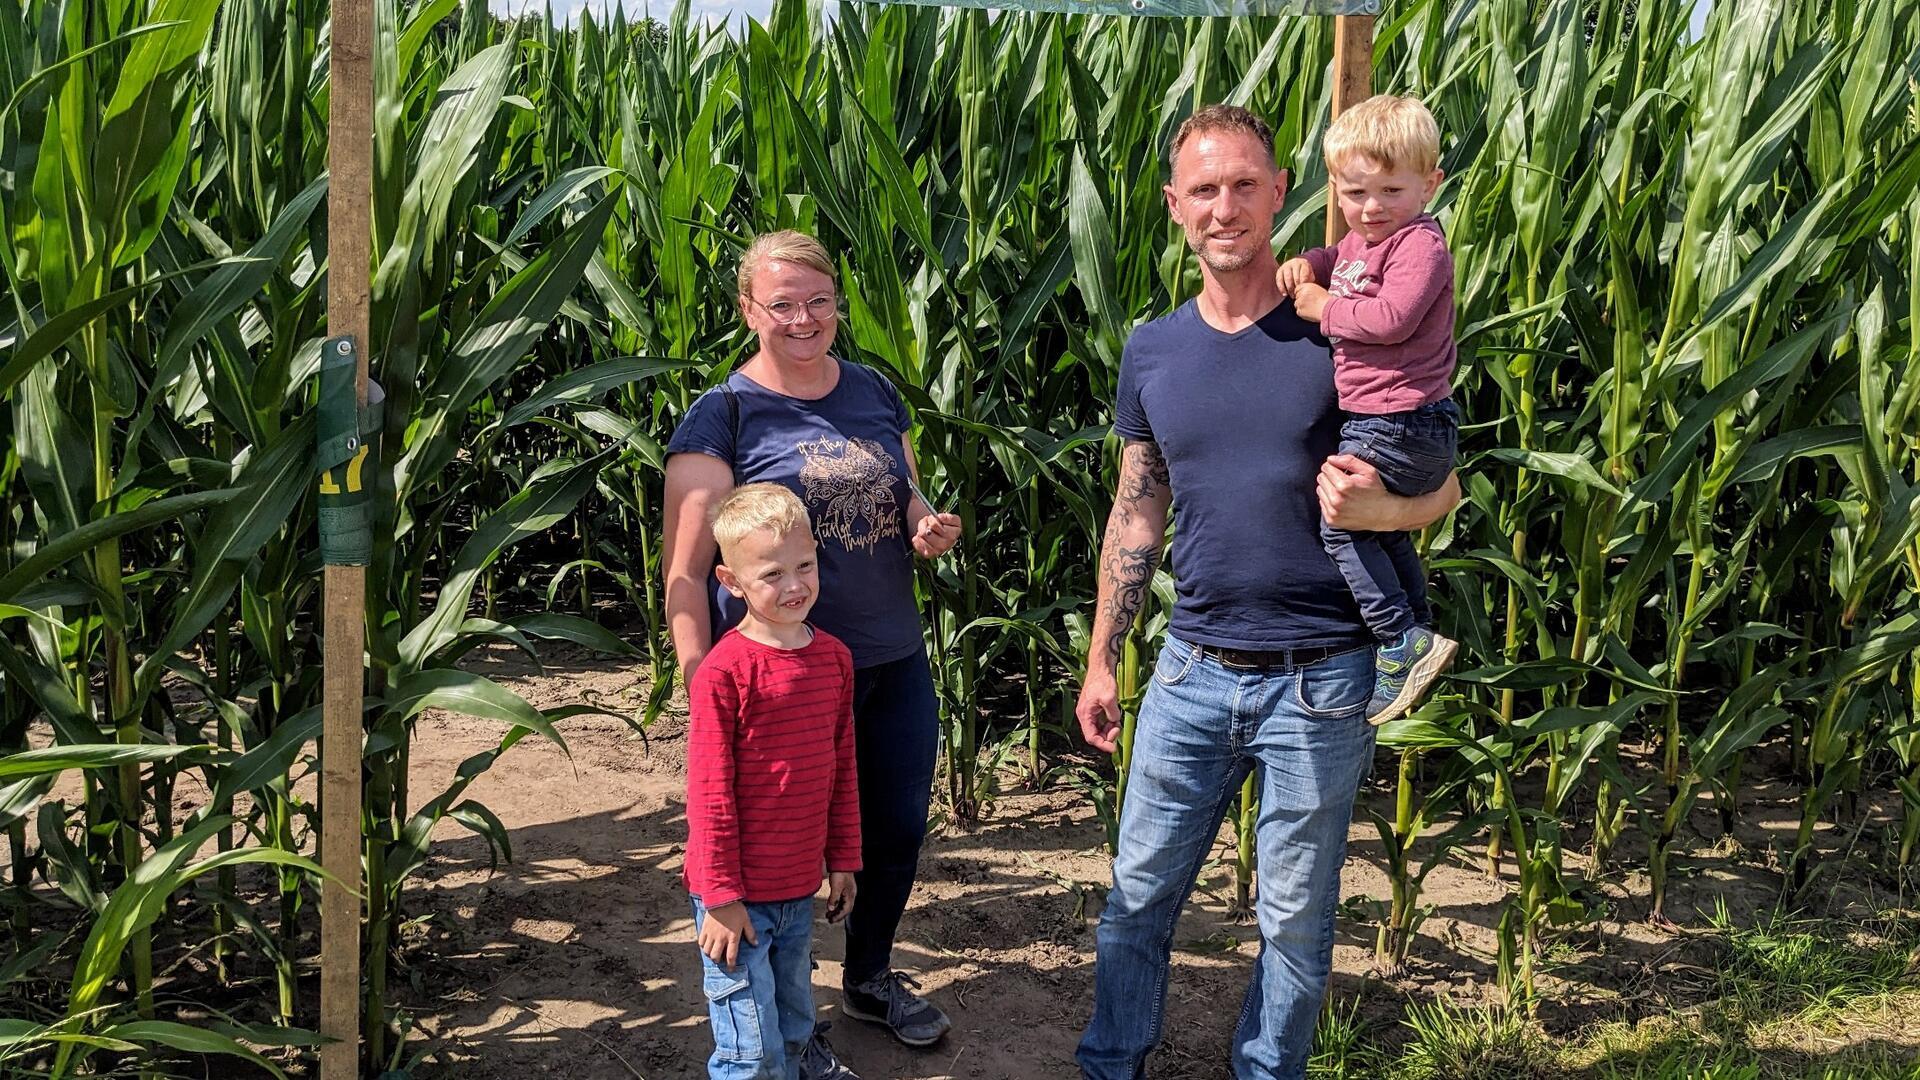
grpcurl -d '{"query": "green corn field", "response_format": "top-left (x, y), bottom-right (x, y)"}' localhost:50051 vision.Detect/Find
top-left (0, 0), bottom-right (1917, 1071)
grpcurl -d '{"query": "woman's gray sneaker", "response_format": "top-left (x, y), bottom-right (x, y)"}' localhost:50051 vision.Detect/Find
top-left (842, 971), bottom-right (951, 1047)
top-left (799, 1022), bottom-right (859, 1080)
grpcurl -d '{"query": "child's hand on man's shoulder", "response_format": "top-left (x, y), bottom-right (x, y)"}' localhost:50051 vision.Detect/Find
top-left (1277, 256), bottom-right (1317, 297)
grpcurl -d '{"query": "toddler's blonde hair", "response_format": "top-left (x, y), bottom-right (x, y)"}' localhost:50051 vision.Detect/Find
top-left (1324, 94), bottom-right (1441, 177)
top-left (711, 483), bottom-right (811, 560)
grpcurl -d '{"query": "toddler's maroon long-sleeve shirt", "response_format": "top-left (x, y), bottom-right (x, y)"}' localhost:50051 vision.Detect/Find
top-left (1300, 213), bottom-right (1457, 415)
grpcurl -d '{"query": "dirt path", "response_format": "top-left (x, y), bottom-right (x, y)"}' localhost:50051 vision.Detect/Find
top-left (393, 647), bottom-right (1887, 1079)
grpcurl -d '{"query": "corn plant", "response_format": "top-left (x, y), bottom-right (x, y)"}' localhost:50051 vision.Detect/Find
top-left (1, 0), bottom-right (651, 1068)
top-left (3, 0), bottom-right (1919, 1065)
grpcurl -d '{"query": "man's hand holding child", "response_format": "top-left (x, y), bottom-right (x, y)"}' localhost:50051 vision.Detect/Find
top-left (697, 901), bottom-right (758, 970)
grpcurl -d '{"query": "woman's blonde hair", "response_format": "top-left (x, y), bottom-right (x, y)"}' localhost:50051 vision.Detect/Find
top-left (711, 483), bottom-right (812, 560)
top-left (737, 230), bottom-right (837, 303)
top-left (1323, 94), bottom-right (1441, 176)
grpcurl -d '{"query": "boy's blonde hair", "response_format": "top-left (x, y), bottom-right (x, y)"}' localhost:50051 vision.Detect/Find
top-left (1324, 94), bottom-right (1440, 176)
top-left (738, 230), bottom-right (837, 302)
top-left (711, 483), bottom-right (812, 560)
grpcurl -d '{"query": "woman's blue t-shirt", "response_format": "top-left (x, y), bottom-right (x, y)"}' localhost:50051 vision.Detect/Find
top-left (667, 360), bottom-right (923, 669)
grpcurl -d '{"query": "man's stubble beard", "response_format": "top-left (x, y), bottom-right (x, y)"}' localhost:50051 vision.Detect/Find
top-left (1184, 224), bottom-right (1260, 274)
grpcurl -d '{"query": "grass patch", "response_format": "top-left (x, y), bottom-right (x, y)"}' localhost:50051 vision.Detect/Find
top-left (1311, 996), bottom-right (1387, 1076)
top-left (1710, 907), bottom-right (1917, 1027)
top-left (1398, 999), bottom-right (1557, 1079)
top-left (1566, 908), bottom-right (1920, 1079)
top-left (1586, 1038), bottom-right (1920, 1080)
top-left (1309, 997), bottom-right (1557, 1079)
top-left (1312, 912), bottom-right (1920, 1080)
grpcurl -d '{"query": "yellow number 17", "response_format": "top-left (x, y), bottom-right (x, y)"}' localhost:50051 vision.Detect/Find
top-left (318, 443), bottom-right (370, 495)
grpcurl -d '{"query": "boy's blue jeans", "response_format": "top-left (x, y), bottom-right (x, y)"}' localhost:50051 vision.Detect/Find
top-left (1077, 637), bottom-right (1377, 1080)
top-left (1319, 397), bottom-right (1459, 642)
top-left (692, 896), bottom-right (817, 1080)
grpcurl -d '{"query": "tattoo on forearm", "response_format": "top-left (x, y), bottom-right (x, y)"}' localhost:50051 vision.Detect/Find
top-left (1099, 542), bottom-right (1161, 668)
top-left (1095, 439), bottom-right (1170, 667)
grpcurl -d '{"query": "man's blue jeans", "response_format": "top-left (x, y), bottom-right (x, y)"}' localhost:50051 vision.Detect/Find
top-left (1077, 637), bottom-right (1377, 1080)
top-left (692, 896), bottom-right (817, 1080)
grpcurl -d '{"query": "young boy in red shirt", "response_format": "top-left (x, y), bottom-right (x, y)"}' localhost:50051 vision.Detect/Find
top-left (685, 483), bottom-right (861, 1080)
top-left (1278, 93), bottom-right (1462, 724)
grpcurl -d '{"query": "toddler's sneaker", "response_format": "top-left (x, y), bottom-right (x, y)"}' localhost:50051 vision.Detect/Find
top-left (1367, 626), bottom-right (1457, 724)
top-left (799, 1022), bottom-right (859, 1080)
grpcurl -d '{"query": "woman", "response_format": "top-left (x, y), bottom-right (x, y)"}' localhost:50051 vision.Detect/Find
top-left (663, 230), bottom-right (963, 1052)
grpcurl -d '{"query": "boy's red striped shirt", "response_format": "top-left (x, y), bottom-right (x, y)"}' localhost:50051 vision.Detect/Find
top-left (683, 627), bottom-right (861, 908)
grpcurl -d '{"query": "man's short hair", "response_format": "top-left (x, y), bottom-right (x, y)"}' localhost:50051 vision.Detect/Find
top-left (738, 230), bottom-right (837, 303)
top-left (1169, 104), bottom-right (1276, 174)
top-left (711, 483), bottom-right (811, 559)
top-left (1323, 94), bottom-right (1440, 176)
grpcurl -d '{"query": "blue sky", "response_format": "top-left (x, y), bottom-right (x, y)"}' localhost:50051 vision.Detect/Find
top-left (492, 0), bottom-right (1712, 45)
top-left (488, 0), bottom-right (772, 25)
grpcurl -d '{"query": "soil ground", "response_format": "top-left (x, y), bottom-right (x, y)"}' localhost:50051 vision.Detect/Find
top-left (10, 643), bottom-right (1914, 1078)
top-left (381, 646), bottom-right (1918, 1079)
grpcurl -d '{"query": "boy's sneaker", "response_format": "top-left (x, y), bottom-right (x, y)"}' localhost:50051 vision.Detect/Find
top-left (798, 1022), bottom-right (859, 1080)
top-left (1367, 626), bottom-right (1457, 725)
top-left (842, 971), bottom-right (951, 1047)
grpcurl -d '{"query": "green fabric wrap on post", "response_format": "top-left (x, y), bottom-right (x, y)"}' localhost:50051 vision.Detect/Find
top-left (317, 337), bottom-right (382, 566)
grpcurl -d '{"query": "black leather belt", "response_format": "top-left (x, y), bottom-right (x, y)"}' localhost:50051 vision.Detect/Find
top-left (1199, 643), bottom-right (1364, 671)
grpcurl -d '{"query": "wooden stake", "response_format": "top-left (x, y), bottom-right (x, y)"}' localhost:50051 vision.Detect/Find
top-left (1325, 13), bottom-right (1374, 246)
top-left (321, 0), bottom-right (372, 1070)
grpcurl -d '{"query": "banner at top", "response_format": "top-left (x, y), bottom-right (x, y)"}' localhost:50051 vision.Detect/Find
top-left (848, 0), bottom-right (1379, 14)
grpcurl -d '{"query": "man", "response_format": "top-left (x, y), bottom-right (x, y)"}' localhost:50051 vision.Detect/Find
top-left (1075, 105), bottom-right (1461, 1080)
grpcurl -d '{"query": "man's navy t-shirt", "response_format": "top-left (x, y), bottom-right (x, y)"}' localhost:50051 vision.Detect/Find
top-left (666, 361), bottom-right (922, 669)
top-left (1114, 298), bottom-right (1371, 652)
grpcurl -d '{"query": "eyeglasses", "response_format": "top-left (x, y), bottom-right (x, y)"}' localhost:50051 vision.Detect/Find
top-left (749, 294), bottom-right (841, 325)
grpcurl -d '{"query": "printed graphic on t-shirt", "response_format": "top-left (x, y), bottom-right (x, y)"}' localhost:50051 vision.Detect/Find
top-left (1330, 258), bottom-right (1371, 298)
top-left (796, 436), bottom-right (903, 553)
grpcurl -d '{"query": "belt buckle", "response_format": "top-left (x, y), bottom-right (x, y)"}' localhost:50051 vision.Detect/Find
top-left (1214, 647), bottom-right (1276, 671)
top-left (1216, 645), bottom-right (1347, 671)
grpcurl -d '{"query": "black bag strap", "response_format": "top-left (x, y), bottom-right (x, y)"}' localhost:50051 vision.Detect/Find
top-left (720, 382), bottom-right (741, 483)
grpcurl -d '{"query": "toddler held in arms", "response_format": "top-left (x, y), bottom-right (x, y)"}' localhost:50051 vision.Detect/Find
top-left (1278, 94), bottom-right (1462, 724)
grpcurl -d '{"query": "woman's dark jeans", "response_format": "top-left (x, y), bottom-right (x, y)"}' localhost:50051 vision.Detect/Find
top-left (842, 649), bottom-right (939, 985)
